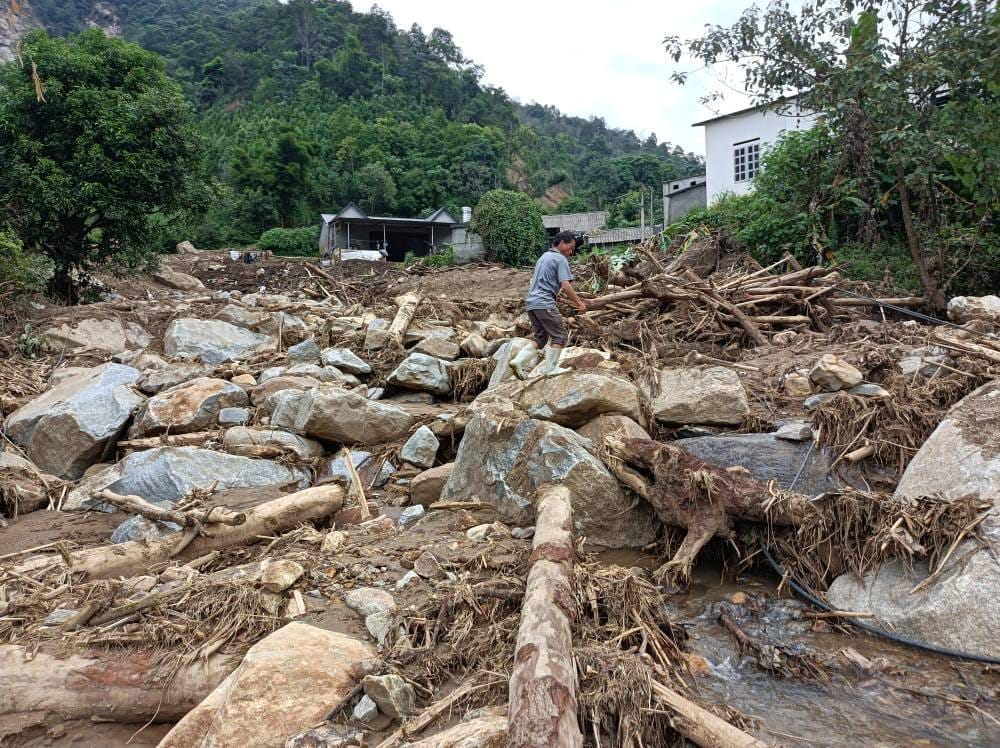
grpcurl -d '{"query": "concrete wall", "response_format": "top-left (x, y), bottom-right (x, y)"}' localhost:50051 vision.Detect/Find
top-left (664, 184), bottom-right (707, 223)
top-left (452, 226), bottom-right (484, 264)
top-left (703, 104), bottom-right (817, 204)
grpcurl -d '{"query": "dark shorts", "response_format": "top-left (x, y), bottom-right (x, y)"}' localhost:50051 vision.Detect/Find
top-left (527, 308), bottom-right (567, 347)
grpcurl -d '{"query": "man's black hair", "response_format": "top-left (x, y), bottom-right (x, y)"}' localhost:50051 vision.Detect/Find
top-left (551, 230), bottom-right (579, 248)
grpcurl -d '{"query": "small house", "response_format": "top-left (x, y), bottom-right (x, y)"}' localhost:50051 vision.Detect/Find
top-left (693, 97), bottom-right (818, 204)
top-left (662, 175), bottom-right (707, 223)
top-left (319, 203), bottom-right (462, 262)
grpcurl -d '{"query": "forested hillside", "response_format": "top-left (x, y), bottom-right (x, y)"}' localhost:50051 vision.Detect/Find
top-left (24, 0), bottom-right (703, 247)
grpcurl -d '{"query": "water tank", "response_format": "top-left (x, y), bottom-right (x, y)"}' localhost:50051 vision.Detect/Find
top-left (461, 206), bottom-right (472, 223)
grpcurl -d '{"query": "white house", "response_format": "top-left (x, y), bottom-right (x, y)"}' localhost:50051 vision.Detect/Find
top-left (693, 97), bottom-right (818, 205)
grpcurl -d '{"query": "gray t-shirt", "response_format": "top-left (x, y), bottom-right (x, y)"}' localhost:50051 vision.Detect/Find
top-left (525, 250), bottom-right (573, 311)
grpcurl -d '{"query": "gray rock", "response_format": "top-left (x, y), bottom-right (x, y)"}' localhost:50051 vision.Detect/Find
top-left (487, 338), bottom-right (535, 389)
top-left (363, 319), bottom-right (390, 351)
top-left (366, 387), bottom-right (385, 400)
top-left (218, 407), bottom-right (251, 426)
top-left (64, 446), bottom-right (309, 510)
top-left (809, 354), bottom-right (863, 392)
top-left (153, 266), bottom-right (205, 292)
top-left (138, 362), bottom-right (214, 395)
top-left (511, 527), bottom-right (535, 540)
top-left (287, 339), bottom-right (321, 365)
top-left (129, 377), bottom-right (248, 438)
top-left (365, 611), bottom-right (393, 646)
top-left (215, 304), bottom-right (264, 329)
top-left (43, 608), bottom-right (79, 627)
top-left (676, 433), bottom-right (845, 497)
top-left (43, 317), bottom-right (130, 355)
top-left (222, 426), bottom-right (324, 460)
top-left (387, 353), bottom-right (451, 395)
top-left (258, 366), bottom-right (286, 383)
top-left (645, 367), bottom-right (749, 426)
top-left (4, 363), bottom-right (144, 479)
top-left (576, 414), bottom-right (650, 450)
top-left (320, 348), bottom-right (372, 376)
top-left (345, 588), bottom-right (396, 617)
top-left (110, 514), bottom-right (180, 544)
top-left (899, 347), bottom-right (952, 379)
top-left (414, 336), bottom-right (461, 361)
top-left (774, 422), bottom-right (814, 441)
top-left (255, 312), bottom-right (308, 345)
top-left (409, 463), bottom-right (455, 507)
top-left (486, 370), bottom-right (642, 428)
top-left (352, 694), bottom-right (378, 723)
top-left (287, 364), bottom-right (360, 387)
top-left (164, 318), bottom-right (272, 365)
top-left (412, 550), bottom-right (443, 578)
top-left (395, 570), bottom-right (421, 590)
top-left (288, 723), bottom-right (363, 748)
top-left (803, 392), bottom-right (838, 410)
top-left (271, 386), bottom-right (415, 444)
top-left (947, 294), bottom-right (1000, 325)
top-left (828, 381), bottom-right (1000, 659)
top-left (441, 404), bottom-right (659, 548)
top-left (849, 383), bottom-right (890, 398)
top-left (387, 392), bottom-right (435, 404)
top-left (397, 505), bottom-right (426, 529)
top-left (325, 451), bottom-right (396, 488)
top-left (399, 426), bottom-right (439, 468)
top-left (362, 674), bottom-right (416, 718)
top-left (460, 332), bottom-right (490, 358)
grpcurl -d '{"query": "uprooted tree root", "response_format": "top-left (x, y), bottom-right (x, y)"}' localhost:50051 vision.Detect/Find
top-left (761, 489), bottom-right (993, 595)
top-left (387, 554), bottom-right (749, 747)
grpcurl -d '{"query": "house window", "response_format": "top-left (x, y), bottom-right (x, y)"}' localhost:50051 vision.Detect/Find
top-left (733, 140), bottom-right (761, 183)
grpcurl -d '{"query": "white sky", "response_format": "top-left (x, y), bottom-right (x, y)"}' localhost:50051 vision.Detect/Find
top-left (358, 0), bottom-right (764, 156)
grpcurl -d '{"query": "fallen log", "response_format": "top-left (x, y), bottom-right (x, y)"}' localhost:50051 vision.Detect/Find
top-left (649, 677), bottom-right (768, 748)
top-left (24, 485), bottom-right (344, 581)
top-left (0, 644), bottom-right (232, 722)
top-left (508, 485), bottom-right (583, 748)
top-left (604, 437), bottom-right (810, 584)
top-left (388, 292), bottom-right (423, 346)
top-left (116, 432), bottom-right (217, 451)
top-left (94, 489), bottom-right (247, 528)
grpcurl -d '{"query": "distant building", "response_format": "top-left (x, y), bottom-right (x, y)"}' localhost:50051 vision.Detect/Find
top-left (662, 175), bottom-right (707, 223)
top-left (542, 211), bottom-right (608, 239)
top-left (319, 203), bottom-right (462, 262)
top-left (693, 97), bottom-right (818, 204)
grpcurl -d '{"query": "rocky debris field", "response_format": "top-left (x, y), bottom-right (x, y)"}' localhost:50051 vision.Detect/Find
top-left (1, 243), bottom-right (999, 747)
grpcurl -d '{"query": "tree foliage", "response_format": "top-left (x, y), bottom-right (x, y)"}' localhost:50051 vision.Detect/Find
top-left (26, 0), bottom-right (703, 249)
top-left (257, 226), bottom-right (319, 256)
top-left (470, 189), bottom-right (547, 266)
top-left (0, 29), bottom-right (206, 286)
top-left (0, 230), bottom-right (54, 304)
top-left (666, 0), bottom-right (1000, 304)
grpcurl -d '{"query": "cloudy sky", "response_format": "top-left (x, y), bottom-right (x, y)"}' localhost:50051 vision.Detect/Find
top-left (359, 0), bottom-right (765, 156)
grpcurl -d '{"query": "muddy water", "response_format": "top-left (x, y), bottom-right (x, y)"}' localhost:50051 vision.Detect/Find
top-left (597, 552), bottom-right (1000, 746)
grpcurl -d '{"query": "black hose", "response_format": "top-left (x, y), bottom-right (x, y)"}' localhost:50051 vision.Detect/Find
top-left (759, 542), bottom-right (1000, 665)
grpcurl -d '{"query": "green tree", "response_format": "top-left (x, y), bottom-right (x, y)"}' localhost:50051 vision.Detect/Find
top-left (555, 195), bottom-right (591, 213)
top-left (356, 162), bottom-right (397, 215)
top-left (470, 189), bottom-right (547, 266)
top-left (666, 0), bottom-right (1000, 307)
top-left (0, 29), bottom-right (205, 288)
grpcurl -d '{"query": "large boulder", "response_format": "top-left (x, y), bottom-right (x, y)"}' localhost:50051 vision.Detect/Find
top-left (487, 370), bottom-right (642, 428)
top-left (320, 347), bottom-right (371, 376)
top-left (809, 354), bottom-right (863, 392)
top-left (129, 377), bottom-right (248, 438)
top-left (399, 425), bottom-right (439, 468)
top-left (675, 433), bottom-right (847, 497)
top-left (159, 623), bottom-right (375, 748)
top-left (487, 338), bottom-right (535, 389)
top-left (441, 404), bottom-right (659, 548)
top-left (947, 295), bottom-right (1000, 325)
top-left (43, 317), bottom-right (143, 356)
top-left (153, 266), bottom-right (206, 292)
top-left (645, 366), bottom-right (749, 426)
top-left (137, 361), bottom-right (214, 395)
top-left (827, 380), bottom-right (1000, 659)
top-left (222, 426), bottom-right (325, 460)
top-left (387, 353), bottom-right (452, 395)
top-left (4, 363), bottom-right (144, 479)
top-left (576, 413), bottom-right (651, 450)
top-left (271, 386), bottom-right (415, 444)
top-left (64, 446), bottom-right (309, 510)
top-left (407, 707), bottom-right (506, 747)
top-left (410, 463), bottom-right (455, 507)
top-left (251, 375), bottom-right (322, 408)
top-left (164, 318), bottom-right (272, 365)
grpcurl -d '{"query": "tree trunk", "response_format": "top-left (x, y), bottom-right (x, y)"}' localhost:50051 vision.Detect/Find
top-left (24, 485), bottom-right (343, 581)
top-left (896, 164), bottom-right (945, 310)
top-left (649, 678), bottom-right (768, 748)
top-left (507, 485), bottom-right (583, 748)
top-left (0, 645), bottom-right (232, 722)
top-left (388, 292), bottom-right (423, 346)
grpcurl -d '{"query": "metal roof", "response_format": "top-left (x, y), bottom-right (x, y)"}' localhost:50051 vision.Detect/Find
top-left (691, 95), bottom-right (800, 127)
top-left (322, 203), bottom-right (461, 225)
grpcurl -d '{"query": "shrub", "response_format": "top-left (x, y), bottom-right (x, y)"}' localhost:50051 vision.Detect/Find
top-left (470, 190), bottom-right (547, 267)
top-left (257, 226), bottom-right (320, 256)
top-left (0, 230), bottom-right (54, 305)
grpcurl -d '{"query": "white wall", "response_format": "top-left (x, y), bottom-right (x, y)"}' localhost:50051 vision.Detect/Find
top-left (702, 104), bottom-right (817, 205)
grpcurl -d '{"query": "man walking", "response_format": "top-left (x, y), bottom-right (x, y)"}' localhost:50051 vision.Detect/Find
top-left (509, 230), bottom-right (588, 378)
